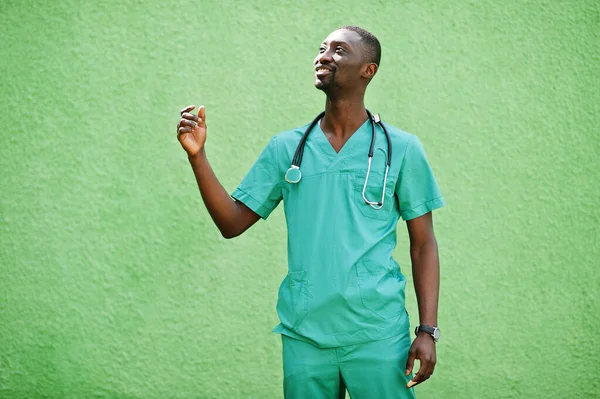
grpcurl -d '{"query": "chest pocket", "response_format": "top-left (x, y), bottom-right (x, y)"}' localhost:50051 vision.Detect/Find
top-left (352, 175), bottom-right (397, 221)
top-left (350, 145), bottom-right (397, 221)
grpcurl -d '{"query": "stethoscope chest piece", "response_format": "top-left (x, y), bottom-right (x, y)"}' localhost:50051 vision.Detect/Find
top-left (285, 165), bottom-right (302, 183)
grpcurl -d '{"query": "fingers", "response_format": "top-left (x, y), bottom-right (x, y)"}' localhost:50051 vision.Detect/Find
top-left (405, 348), bottom-right (416, 376)
top-left (181, 112), bottom-right (198, 121)
top-left (407, 364), bottom-right (426, 388)
top-left (178, 119), bottom-right (197, 129)
top-left (180, 105), bottom-right (195, 115)
top-left (406, 357), bottom-right (436, 389)
top-left (178, 126), bottom-right (192, 135)
top-left (177, 111), bottom-right (203, 132)
top-left (176, 105), bottom-right (205, 135)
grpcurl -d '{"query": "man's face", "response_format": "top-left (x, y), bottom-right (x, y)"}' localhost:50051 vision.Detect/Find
top-left (314, 29), bottom-right (368, 92)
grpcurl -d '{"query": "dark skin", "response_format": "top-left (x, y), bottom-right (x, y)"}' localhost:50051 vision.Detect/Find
top-left (176, 28), bottom-right (440, 389)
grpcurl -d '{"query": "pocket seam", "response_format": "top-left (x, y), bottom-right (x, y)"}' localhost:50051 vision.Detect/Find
top-left (352, 178), bottom-right (396, 221)
top-left (287, 270), bottom-right (308, 328)
top-left (356, 261), bottom-right (403, 320)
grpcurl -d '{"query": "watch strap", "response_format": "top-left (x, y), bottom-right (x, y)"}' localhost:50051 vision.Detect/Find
top-left (415, 325), bottom-right (436, 335)
top-left (415, 325), bottom-right (439, 342)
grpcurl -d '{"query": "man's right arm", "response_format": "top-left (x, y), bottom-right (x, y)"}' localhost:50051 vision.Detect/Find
top-left (187, 150), bottom-right (260, 238)
top-left (177, 105), bottom-right (260, 239)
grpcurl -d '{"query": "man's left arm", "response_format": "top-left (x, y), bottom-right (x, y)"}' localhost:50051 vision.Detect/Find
top-left (404, 211), bottom-right (440, 387)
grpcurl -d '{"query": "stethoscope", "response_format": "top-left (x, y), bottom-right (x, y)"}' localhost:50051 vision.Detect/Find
top-left (284, 110), bottom-right (392, 210)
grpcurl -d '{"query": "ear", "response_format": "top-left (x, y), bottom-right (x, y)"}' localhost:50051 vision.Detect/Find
top-left (362, 63), bottom-right (378, 79)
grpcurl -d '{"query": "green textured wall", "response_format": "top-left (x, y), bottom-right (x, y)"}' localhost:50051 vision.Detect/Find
top-left (1, 1), bottom-right (599, 398)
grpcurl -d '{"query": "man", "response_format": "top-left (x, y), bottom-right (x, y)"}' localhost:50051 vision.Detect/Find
top-left (176, 26), bottom-right (444, 399)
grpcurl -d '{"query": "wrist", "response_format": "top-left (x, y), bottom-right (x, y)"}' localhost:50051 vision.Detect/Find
top-left (188, 148), bottom-right (206, 163)
top-left (417, 331), bottom-right (435, 341)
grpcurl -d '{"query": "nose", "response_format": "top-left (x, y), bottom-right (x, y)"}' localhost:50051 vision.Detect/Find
top-left (315, 48), bottom-right (333, 65)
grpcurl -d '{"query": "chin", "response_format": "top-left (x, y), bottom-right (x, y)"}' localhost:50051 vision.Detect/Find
top-left (314, 78), bottom-right (329, 91)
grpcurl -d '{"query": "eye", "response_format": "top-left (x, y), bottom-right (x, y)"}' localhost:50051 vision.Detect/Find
top-left (335, 46), bottom-right (344, 53)
top-left (319, 47), bottom-right (326, 54)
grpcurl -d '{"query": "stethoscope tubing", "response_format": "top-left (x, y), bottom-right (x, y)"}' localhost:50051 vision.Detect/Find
top-left (286, 110), bottom-right (392, 209)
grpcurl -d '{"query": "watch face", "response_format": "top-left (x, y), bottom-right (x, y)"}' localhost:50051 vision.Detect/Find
top-left (434, 328), bottom-right (441, 341)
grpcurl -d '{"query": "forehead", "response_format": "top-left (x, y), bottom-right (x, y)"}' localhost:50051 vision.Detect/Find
top-left (322, 29), bottom-right (363, 47)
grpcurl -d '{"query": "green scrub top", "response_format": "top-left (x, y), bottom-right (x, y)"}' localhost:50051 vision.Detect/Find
top-left (231, 117), bottom-right (445, 348)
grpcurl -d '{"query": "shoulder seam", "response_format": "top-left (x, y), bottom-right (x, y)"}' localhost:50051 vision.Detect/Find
top-left (397, 135), bottom-right (416, 179)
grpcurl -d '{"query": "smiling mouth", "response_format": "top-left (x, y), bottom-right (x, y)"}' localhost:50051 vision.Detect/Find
top-left (315, 67), bottom-right (333, 76)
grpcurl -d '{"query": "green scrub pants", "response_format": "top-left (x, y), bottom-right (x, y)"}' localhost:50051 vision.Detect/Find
top-left (282, 331), bottom-right (416, 399)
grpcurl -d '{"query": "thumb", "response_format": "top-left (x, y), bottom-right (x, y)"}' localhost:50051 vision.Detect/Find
top-left (405, 350), bottom-right (416, 376)
top-left (198, 105), bottom-right (206, 121)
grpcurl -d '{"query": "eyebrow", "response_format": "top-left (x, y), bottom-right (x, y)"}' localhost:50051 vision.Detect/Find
top-left (320, 40), bottom-right (351, 49)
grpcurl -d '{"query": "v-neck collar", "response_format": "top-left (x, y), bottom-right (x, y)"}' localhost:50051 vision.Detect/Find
top-left (313, 117), bottom-right (371, 161)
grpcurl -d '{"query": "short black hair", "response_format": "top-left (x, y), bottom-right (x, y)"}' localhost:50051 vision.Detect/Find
top-left (338, 25), bottom-right (381, 66)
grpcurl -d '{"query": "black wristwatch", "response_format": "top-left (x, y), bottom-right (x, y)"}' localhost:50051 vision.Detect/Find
top-left (415, 325), bottom-right (440, 342)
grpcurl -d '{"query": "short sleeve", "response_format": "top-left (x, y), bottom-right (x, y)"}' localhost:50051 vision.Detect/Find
top-left (395, 136), bottom-right (445, 221)
top-left (231, 136), bottom-right (283, 220)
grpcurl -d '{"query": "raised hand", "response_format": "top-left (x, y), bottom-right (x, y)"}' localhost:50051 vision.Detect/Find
top-left (177, 105), bottom-right (207, 157)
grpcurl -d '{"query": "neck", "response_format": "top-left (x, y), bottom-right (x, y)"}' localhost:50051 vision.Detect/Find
top-left (320, 92), bottom-right (368, 139)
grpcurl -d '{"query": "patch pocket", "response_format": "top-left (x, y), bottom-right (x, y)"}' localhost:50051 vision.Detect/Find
top-left (276, 270), bottom-right (309, 329)
top-left (356, 260), bottom-right (405, 319)
top-left (353, 176), bottom-right (396, 221)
